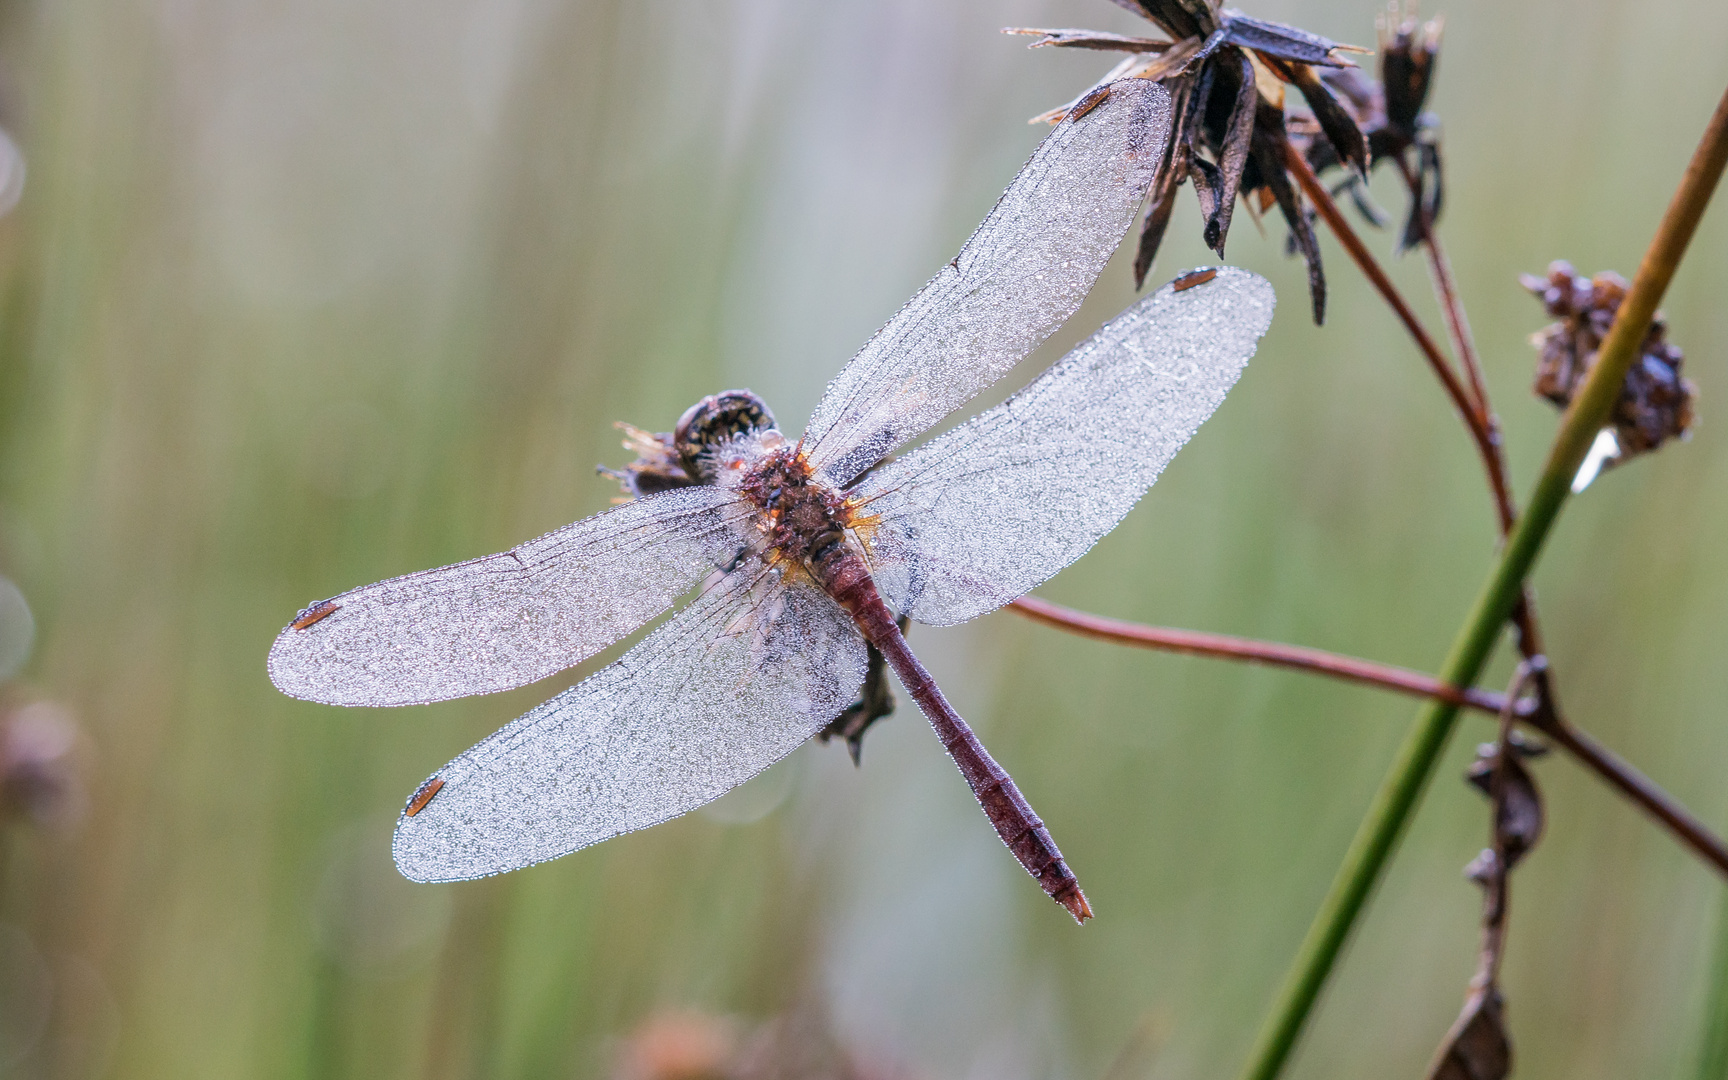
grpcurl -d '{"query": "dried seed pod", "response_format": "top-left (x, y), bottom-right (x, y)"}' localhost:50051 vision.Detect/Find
top-left (1465, 748), bottom-right (1545, 870)
top-left (1302, 7), bottom-right (1446, 248)
top-left (1523, 260), bottom-right (1698, 474)
top-left (1379, 7), bottom-right (1442, 137)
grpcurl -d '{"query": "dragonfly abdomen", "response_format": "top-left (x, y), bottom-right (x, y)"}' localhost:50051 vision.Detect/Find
top-left (811, 539), bottom-right (1093, 923)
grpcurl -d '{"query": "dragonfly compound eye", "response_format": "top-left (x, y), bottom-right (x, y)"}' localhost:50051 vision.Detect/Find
top-left (674, 390), bottom-right (778, 481)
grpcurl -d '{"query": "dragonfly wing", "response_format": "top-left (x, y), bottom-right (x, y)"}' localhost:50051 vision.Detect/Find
top-left (269, 486), bottom-right (758, 707)
top-left (800, 79), bottom-right (1171, 488)
top-left (393, 566), bottom-right (867, 881)
top-left (854, 267), bottom-right (1275, 625)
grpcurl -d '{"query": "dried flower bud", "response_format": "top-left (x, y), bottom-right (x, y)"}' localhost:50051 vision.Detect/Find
top-left (1523, 260), bottom-right (1698, 475)
top-left (1, 701), bottom-right (85, 828)
top-left (1378, 8), bottom-right (1442, 137)
top-left (1464, 748), bottom-right (1544, 871)
top-left (1303, 7), bottom-right (1445, 249)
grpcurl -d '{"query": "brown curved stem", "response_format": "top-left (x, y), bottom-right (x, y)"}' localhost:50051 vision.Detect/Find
top-left (1523, 706), bottom-right (1728, 875)
top-left (1378, 152), bottom-right (1722, 874)
top-left (1009, 595), bottom-right (1504, 713)
top-left (1290, 145), bottom-right (1558, 692)
top-left (1390, 157), bottom-right (1565, 662)
top-left (1397, 156), bottom-right (1493, 418)
top-left (1007, 595), bottom-right (1728, 876)
top-left (1282, 144), bottom-right (1517, 537)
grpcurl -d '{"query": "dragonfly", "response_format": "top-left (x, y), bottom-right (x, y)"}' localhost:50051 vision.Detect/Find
top-left (268, 78), bottom-right (1275, 922)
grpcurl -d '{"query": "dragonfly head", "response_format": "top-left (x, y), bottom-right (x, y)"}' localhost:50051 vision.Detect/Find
top-left (674, 390), bottom-right (781, 482)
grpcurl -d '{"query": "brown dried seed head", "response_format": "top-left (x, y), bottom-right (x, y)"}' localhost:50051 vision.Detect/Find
top-left (1019, 0), bottom-right (1360, 322)
top-left (1524, 260), bottom-right (1698, 463)
top-left (1377, 7), bottom-right (1443, 134)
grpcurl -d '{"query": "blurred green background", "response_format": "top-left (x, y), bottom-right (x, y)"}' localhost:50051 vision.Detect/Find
top-left (0, 0), bottom-right (1725, 1076)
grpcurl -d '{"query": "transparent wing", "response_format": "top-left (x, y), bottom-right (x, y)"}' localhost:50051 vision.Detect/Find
top-left (268, 486), bottom-right (758, 707)
top-left (800, 78), bottom-right (1172, 488)
top-left (854, 267), bottom-right (1275, 626)
top-left (393, 565), bottom-right (868, 882)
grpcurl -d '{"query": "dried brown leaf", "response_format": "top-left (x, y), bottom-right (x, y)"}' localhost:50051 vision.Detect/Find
top-left (1284, 59), bottom-right (1368, 177)
top-left (1219, 10), bottom-right (1361, 67)
top-left (1003, 27), bottom-right (1172, 52)
top-left (818, 628), bottom-right (903, 766)
top-left (1466, 750), bottom-right (1545, 869)
top-left (1426, 988), bottom-right (1511, 1080)
top-left (1250, 101), bottom-right (1325, 323)
top-left (1202, 49), bottom-right (1259, 255)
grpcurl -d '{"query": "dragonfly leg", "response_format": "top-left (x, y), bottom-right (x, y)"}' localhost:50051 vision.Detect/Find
top-left (818, 616), bottom-right (908, 765)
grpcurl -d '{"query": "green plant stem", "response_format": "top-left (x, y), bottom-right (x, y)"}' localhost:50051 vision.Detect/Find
top-left (1237, 81), bottom-right (1728, 1080)
top-left (1699, 891), bottom-right (1728, 1080)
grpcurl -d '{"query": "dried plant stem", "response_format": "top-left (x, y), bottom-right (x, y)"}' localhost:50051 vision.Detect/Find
top-left (1698, 892), bottom-right (1728, 1080)
top-left (1301, 137), bottom-right (1709, 871)
top-left (1528, 709), bottom-right (1728, 875)
top-left (1238, 82), bottom-right (1728, 1080)
top-left (1390, 158), bottom-right (1551, 657)
top-left (1399, 157), bottom-right (1494, 420)
top-left (1009, 595), bottom-right (1728, 875)
top-left (1009, 596), bottom-right (1503, 713)
top-left (1479, 666), bottom-right (1531, 984)
top-left (1421, 663), bottom-right (1535, 1080)
top-left (1299, 148), bottom-right (1567, 660)
top-left (1283, 143), bottom-right (1516, 530)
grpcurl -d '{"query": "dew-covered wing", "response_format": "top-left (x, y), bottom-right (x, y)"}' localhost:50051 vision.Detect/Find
top-left (800, 79), bottom-right (1171, 488)
top-left (392, 567), bottom-right (867, 882)
top-left (854, 267), bottom-right (1275, 626)
top-left (269, 486), bottom-right (758, 707)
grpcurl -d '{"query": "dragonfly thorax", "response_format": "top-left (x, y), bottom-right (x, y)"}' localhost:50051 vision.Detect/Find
top-left (738, 446), bottom-right (862, 572)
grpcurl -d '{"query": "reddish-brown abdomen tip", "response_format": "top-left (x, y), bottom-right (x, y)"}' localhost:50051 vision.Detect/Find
top-left (1060, 888), bottom-right (1094, 924)
top-left (290, 600), bottom-right (340, 630)
top-left (1065, 85), bottom-right (1111, 122)
top-left (405, 777), bottom-right (445, 817)
top-left (1173, 268), bottom-right (1218, 292)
